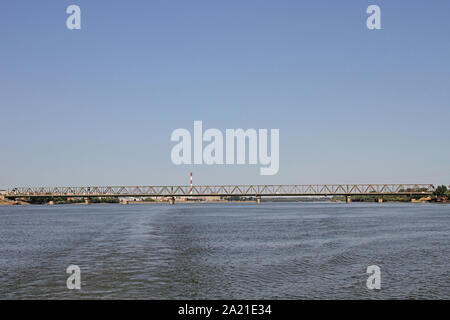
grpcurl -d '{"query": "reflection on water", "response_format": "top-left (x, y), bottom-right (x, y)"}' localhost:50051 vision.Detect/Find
top-left (0, 202), bottom-right (449, 299)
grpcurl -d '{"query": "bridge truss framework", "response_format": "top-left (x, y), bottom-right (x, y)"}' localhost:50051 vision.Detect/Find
top-left (6, 184), bottom-right (435, 198)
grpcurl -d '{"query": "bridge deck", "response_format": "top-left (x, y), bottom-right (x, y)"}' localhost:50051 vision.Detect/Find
top-left (6, 184), bottom-right (435, 198)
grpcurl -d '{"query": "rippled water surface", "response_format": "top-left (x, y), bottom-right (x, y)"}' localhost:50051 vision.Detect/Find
top-left (0, 202), bottom-right (449, 299)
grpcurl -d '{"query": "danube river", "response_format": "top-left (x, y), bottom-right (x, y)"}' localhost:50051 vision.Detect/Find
top-left (0, 202), bottom-right (448, 299)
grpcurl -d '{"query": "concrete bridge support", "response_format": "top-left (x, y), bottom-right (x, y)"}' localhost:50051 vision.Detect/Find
top-left (256, 196), bottom-right (262, 204)
top-left (345, 195), bottom-right (352, 204)
top-left (84, 198), bottom-right (90, 205)
top-left (121, 200), bottom-right (128, 205)
top-left (168, 197), bottom-right (175, 205)
top-left (378, 198), bottom-right (383, 203)
top-left (48, 200), bottom-right (55, 205)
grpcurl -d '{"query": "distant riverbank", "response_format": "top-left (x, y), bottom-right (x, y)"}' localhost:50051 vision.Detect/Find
top-left (0, 198), bottom-right (29, 206)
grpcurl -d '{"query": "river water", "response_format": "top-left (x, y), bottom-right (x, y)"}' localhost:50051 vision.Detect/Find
top-left (0, 202), bottom-right (448, 299)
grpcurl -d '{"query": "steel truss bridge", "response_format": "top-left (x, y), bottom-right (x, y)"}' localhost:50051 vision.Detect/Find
top-left (6, 184), bottom-right (435, 199)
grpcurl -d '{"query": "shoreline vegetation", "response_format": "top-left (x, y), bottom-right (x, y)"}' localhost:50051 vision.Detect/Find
top-left (1, 185), bottom-right (449, 205)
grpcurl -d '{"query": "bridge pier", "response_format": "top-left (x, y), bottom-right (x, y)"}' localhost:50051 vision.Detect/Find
top-left (345, 195), bottom-right (352, 204)
top-left (48, 200), bottom-right (55, 205)
top-left (121, 199), bottom-right (128, 205)
top-left (378, 198), bottom-right (383, 203)
top-left (168, 197), bottom-right (175, 205)
top-left (256, 196), bottom-right (262, 204)
top-left (84, 198), bottom-right (90, 205)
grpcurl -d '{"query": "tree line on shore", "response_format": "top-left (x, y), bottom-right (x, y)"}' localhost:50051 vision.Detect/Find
top-left (433, 185), bottom-right (450, 201)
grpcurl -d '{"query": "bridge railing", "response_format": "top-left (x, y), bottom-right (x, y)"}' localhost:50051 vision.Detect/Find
top-left (6, 184), bottom-right (435, 197)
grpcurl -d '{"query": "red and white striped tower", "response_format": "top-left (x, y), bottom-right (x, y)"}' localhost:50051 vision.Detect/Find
top-left (190, 172), bottom-right (193, 195)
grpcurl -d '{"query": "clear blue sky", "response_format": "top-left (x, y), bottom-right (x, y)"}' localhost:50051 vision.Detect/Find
top-left (1, 0), bottom-right (449, 188)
